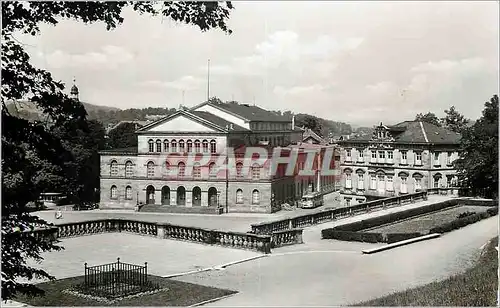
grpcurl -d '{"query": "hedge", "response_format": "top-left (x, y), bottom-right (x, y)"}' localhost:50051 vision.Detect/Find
top-left (386, 232), bottom-right (422, 244)
top-left (321, 229), bottom-right (384, 243)
top-left (430, 210), bottom-right (497, 234)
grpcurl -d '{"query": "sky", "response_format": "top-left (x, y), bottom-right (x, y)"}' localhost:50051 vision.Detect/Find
top-left (19, 1), bottom-right (499, 126)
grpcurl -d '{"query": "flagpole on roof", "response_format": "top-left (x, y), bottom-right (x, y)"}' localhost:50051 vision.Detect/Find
top-left (207, 59), bottom-right (210, 102)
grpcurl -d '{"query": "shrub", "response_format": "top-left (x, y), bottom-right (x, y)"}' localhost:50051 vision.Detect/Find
top-left (386, 233), bottom-right (422, 244)
top-left (457, 211), bottom-right (476, 219)
top-left (321, 228), bottom-right (384, 243)
top-left (430, 211), bottom-right (493, 234)
top-left (487, 207), bottom-right (498, 216)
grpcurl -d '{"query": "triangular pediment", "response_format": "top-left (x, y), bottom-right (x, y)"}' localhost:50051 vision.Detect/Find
top-left (139, 111), bottom-right (224, 133)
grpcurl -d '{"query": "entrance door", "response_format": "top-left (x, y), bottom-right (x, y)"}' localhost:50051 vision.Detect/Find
top-left (146, 185), bottom-right (155, 204)
top-left (208, 187), bottom-right (218, 206)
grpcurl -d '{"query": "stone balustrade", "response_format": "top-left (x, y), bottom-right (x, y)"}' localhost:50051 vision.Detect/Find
top-left (251, 191), bottom-right (428, 235)
top-left (28, 218), bottom-right (300, 254)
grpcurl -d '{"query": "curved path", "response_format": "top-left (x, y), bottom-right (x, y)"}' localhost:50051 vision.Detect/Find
top-left (174, 216), bottom-right (498, 306)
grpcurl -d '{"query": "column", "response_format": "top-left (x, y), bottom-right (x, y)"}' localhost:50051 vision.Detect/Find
top-left (170, 190), bottom-right (177, 206)
top-left (186, 190), bottom-right (192, 207)
top-left (154, 189), bottom-right (161, 205)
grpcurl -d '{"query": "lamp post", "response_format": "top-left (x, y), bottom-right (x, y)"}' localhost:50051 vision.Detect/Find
top-left (136, 191), bottom-right (139, 206)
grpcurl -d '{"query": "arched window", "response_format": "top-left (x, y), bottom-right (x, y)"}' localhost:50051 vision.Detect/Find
top-left (110, 185), bottom-right (118, 199)
top-left (125, 161), bottom-right (133, 178)
top-left (125, 186), bottom-right (132, 200)
top-left (433, 173), bottom-right (442, 188)
top-left (400, 176), bottom-right (408, 194)
top-left (178, 162), bottom-right (186, 177)
top-left (413, 173), bottom-right (423, 191)
top-left (148, 139), bottom-right (154, 153)
top-left (251, 164), bottom-right (260, 180)
top-left (236, 189), bottom-right (243, 204)
top-left (195, 140), bottom-right (201, 153)
top-left (147, 161), bottom-right (155, 178)
top-left (156, 139), bottom-right (161, 152)
top-left (193, 163), bottom-right (201, 178)
top-left (208, 162), bottom-right (216, 178)
top-left (202, 140), bottom-right (209, 153)
top-left (386, 175), bottom-right (394, 191)
top-left (163, 140), bottom-right (169, 152)
top-left (187, 140), bottom-right (193, 153)
top-left (236, 162), bottom-right (243, 178)
top-left (179, 139), bottom-right (185, 153)
top-left (210, 140), bottom-right (216, 153)
top-left (110, 160), bottom-right (118, 176)
top-left (171, 139), bottom-right (177, 152)
top-left (252, 189), bottom-right (260, 205)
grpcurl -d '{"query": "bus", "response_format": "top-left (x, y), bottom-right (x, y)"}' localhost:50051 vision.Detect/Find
top-left (299, 193), bottom-right (324, 209)
top-left (39, 193), bottom-right (64, 207)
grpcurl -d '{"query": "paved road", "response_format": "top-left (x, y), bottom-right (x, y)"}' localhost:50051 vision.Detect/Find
top-left (173, 216), bottom-right (498, 306)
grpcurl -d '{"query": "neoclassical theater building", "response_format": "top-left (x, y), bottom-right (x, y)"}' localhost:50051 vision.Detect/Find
top-left (336, 121), bottom-right (461, 206)
top-left (99, 100), bottom-right (340, 213)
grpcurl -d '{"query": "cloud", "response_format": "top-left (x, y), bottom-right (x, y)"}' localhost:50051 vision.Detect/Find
top-left (410, 57), bottom-right (485, 73)
top-left (139, 75), bottom-right (205, 91)
top-left (206, 31), bottom-right (364, 76)
top-left (41, 45), bottom-right (134, 69)
top-left (366, 81), bottom-right (397, 95)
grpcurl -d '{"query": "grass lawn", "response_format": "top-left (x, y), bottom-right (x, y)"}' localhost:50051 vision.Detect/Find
top-left (368, 205), bottom-right (494, 234)
top-left (14, 274), bottom-right (236, 306)
top-left (353, 236), bottom-right (499, 306)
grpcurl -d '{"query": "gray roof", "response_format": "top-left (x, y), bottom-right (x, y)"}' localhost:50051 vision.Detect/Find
top-left (191, 110), bottom-right (249, 131)
top-left (340, 120), bottom-right (461, 145)
top-left (209, 101), bottom-right (291, 122)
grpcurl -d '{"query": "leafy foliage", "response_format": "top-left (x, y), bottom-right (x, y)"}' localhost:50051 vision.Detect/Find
top-left (107, 122), bottom-right (140, 149)
top-left (415, 112), bottom-right (442, 127)
top-left (442, 106), bottom-right (469, 133)
top-left (455, 95), bottom-right (498, 199)
top-left (1, 0), bottom-right (233, 301)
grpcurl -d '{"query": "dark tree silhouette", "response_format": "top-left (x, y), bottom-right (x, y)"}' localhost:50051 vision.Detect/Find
top-left (442, 106), bottom-right (469, 133)
top-left (107, 122), bottom-right (140, 149)
top-left (415, 112), bottom-right (442, 127)
top-left (1, 1), bottom-right (233, 300)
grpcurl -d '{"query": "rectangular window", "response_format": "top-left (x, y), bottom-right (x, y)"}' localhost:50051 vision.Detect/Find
top-left (345, 149), bottom-right (352, 161)
top-left (434, 152), bottom-right (440, 165)
top-left (377, 175), bottom-right (385, 192)
top-left (415, 152), bottom-right (422, 165)
top-left (401, 151), bottom-right (407, 164)
top-left (387, 151), bottom-right (393, 160)
top-left (210, 141), bottom-right (216, 154)
top-left (400, 177), bottom-right (407, 193)
top-left (434, 177), bottom-right (440, 188)
top-left (371, 151), bottom-right (377, 163)
top-left (357, 149), bottom-right (364, 162)
top-left (447, 152), bottom-right (453, 165)
top-left (378, 151), bottom-right (385, 163)
top-left (357, 174), bottom-right (364, 190)
top-left (415, 178), bottom-right (422, 190)
top-left (370, 175), bottom-right (376, 190)
top-left (345, 173), bottom-right (352, 189)
top-left (386, 176), bottom-right (394, 191)
top-left (125, 187), bottom-right (132, 200)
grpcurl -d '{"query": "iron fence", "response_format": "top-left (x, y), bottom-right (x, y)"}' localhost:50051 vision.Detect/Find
top-left (84, 258), bottom-right (149, 298)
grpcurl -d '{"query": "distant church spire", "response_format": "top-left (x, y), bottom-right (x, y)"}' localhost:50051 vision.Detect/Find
top-left (70, 77), bottom-right (79, 101)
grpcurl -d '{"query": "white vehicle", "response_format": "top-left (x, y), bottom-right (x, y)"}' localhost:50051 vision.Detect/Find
top-left (300, 193), bottom-right (324, 209)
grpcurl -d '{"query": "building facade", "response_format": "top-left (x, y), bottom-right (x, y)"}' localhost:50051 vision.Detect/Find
top-left (99, 101), bottom-right (339, 213)
top-left (337, 121), bottom-right (461, 206)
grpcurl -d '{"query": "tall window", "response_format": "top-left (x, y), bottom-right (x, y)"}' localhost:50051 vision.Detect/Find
top-left (400, 151), bottom-right (407, 164)
top-left (433, 175), bottom-right (440, 188)
top-left (387, 151), bottom-right (394, 161)
top-left (236, 162), bottom-right (243, 178)
top-left (415, 152), bottom-right (422, 165)
top-left (178, 162), bottom-right (186, 177)
top-left (345, 198), bottom-right (351, 207)
top-left (125, 161), bottom-right (133, 178)
top-left (378, 151), bottom-right (385, 161)
top-left (156, 139), bottom-right (161, 152)
top-left (357, 173), bottom-right (364, 190)
top-left (125, 186), bottom-right (132, 200)
top-left (202, 140), bottom-right (208, 153)
top-left (147, 162), bottom-right (155, 177)
top-left (415, 177), bottom-right (422, 190)
top-left (434, 152), bottom-right (440, 165)
top-left (110, 160), bottom-right (118, 176)
top-left (345, 172), bottom-right (352, 189)
top-left (148, 139), bottom-right (154, 153)
top-left (447, 152), bottom-right (453, 165)
top-left (370, 174), bottom-right (376, 190)
top-left (163, 140), bottom-right (169, 152)
top-left (252, 164), bottom-right (260, 180)
top-left (377, 174), bottom-right (385, 191)
top-left (400, 177), bottom-right (407, 193)
top-left (386, 176), bottom-right (394, 191)
top-left (446, 175), bottom-right (452, 187)
top-left (171, 140), bottom-right (177, 152)
top-left (345, 149), bottom-right (352, 161)
top-left (371, 151), bottom-right (377, 162)
top-left (210, 140), bottom-right (216, 153)
top-left (110, 185), bottom-right (118, 199)
top-left (357, 149), bottom-right (364, 162)
top-left (236, 189), bottom-right (243, 204)
top-left (193, 163), bottom-right (201, 179)
top-left (187, 140), bottom-right (193, 153)
top-left (195, 140), bottom-right (201, 153)
top-left (252, 189), bottom-right (260, 205)
top-left (179, 140), bottom-right (185, 153)
top-left (208, 162), bottom-right (216, 177)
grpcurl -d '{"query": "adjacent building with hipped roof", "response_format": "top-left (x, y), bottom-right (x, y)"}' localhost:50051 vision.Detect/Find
top-left (337, 121), bottom-right (461, 206)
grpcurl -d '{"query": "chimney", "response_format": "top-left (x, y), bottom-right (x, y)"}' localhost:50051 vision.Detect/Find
top-left (291, 115), bottom-right (295, 130)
